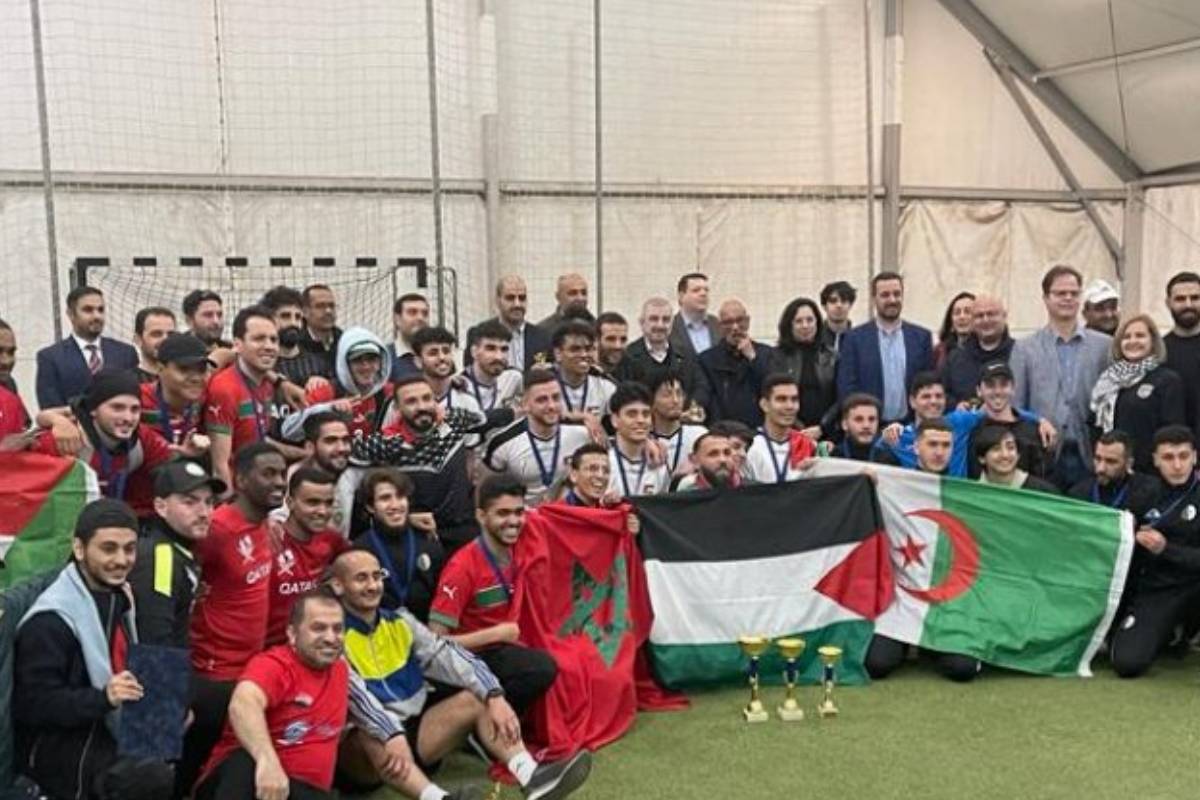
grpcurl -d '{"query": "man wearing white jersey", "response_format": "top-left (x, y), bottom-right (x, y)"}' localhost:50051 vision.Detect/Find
top-left (461, 319), bottom-right (523, 415)
top-left (607, 382), bottom-right (671, 499)
top-left (649, 372), bottom-right (706, 476)
top-left (484, 370), bottom-right (591, 505)
top-left (745, 374), bottom-right (817, 484)
top-left (552, 320), bottom-right (616, 423)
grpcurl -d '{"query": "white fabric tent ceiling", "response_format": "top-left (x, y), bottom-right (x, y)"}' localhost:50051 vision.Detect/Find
top-left (970, 0), bottom-right (1200, 175)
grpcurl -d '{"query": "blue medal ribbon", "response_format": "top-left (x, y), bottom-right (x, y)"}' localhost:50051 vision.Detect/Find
top-left (615, 449), bottom-right (647, 497)
top-left (155, 383), bottom-right (195, 445)
top-left (558, 374), bottom-right (588, 413)
top-left (97, 448), bottom-right (129, 500)
top-left (1091, 479), bottom-right (1129, 509)
top-left (368, 526), bottom-right (417, 608)
top-left (476, 536), bottom-right (514, 602)
top-left (235, 366), bottom-right (270, 441)
top-left (758, 430), bottom-right (789, 483)
top-left (1146, 475), bottom-right (1198, 529)
top-left (527, 427), bottom-right (562, 488)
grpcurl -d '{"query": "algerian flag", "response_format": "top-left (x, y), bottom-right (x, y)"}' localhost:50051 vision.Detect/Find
top-left (635, 476), bottom-right (892, 688)
top-left (0, 453), bottom-right (100, 588)
top-left (811, 459), bottom-right (1133, 676)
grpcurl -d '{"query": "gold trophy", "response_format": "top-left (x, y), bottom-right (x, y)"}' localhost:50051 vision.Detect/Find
top-left (737, 635), bottom-right (771, 722)
top-left (775, 637), bottom-right (806, 722)
top-left (817, 645), bottom-right (843, 718)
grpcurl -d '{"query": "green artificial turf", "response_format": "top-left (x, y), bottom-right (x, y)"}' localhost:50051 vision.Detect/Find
top-left (364, 658), bottom-right (1200, 800)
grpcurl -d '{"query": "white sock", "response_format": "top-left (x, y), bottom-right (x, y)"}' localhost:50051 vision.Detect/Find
top-left (418, 786), bottom-right (448, 800)
top-left (507, 750), bottom-right (538, 786)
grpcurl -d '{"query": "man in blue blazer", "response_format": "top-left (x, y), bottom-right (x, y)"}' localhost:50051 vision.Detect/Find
top-left (35, 286), bottom-right (138, 409)
top-left (835, 272), bottom-right (934, 424)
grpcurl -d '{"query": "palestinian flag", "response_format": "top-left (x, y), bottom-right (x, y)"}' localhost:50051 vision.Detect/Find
top-left (635, 475), bottom-right (893, 688)
top-left (0, 453), bottom-right (100, 588)
top-left (514, 502), bottom-right (682, 761)
top-left (811, 459), bottom-right (1133, 676)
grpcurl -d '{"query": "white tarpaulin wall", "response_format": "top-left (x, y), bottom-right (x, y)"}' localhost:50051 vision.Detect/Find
top-left (1, 0), bottom-right (1192, 404)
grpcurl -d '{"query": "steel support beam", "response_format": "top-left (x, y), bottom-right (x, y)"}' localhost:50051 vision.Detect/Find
top-left (879, 0), bottom-right (902, 270)
top-left (1122, 184), bottom-right (1146, 315)
top-left (1033, 36), bottom-right (1200, 83)
top-left (988, 50), bottom-right (1124, 274)
top-left (937, 0), bottom-right (1142, 183)
top-left (28, 0), bottom-right (62, 341)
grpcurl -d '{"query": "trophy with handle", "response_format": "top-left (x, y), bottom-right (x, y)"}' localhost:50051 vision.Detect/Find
top-left (737, 634), bottom-right (771, 722)
top-left (817, 645), bottom-right (843, 718)
top-left (775, 637), bottom-right (806, 722)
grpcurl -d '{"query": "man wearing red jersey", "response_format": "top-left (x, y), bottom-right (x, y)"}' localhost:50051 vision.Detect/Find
top-left (205, 305), bottom-right (297, 493)
top-left (139, 333), bottom-right (209, 448)
top-left (27, 369), bottom-right (194, 517)
top-left (429, 476), bottom-right (557, 719)
top-left (179, 442), bottom-right (285, 797)
top-left (265, 468), bottom-right (348, 645)
top-left (196, 591), bottom-right (349, 800)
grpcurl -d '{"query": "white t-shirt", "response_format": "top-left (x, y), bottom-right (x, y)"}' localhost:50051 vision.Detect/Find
top-left (460, 368), bottom-right (523, 412)
top-left (745, 430), bottom-right (806, 484)
top-left (484, 420), bottom-right (592, 505)
top-left (558, 372), bottom-right (616, 417)
top-left (653, 424), bottom-right (708, 475)
top-left (607, 444), bottom-right (671, 499)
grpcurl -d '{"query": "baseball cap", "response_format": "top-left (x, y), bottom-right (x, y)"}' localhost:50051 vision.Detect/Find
top-left (980, 361), bottom-right (1014, 383)
top-left (1083, 279), bottom-right (1119, 306)
top-left (346, 341), bottom-right (383, 361)
top-left (153, 459), bottom-right (227, 498)
top-left (158, 333), bottom-right (212, 367)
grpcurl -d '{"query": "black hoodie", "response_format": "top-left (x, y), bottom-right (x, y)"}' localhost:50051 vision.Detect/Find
top-left (942, 333), bottom-right (1015, 406)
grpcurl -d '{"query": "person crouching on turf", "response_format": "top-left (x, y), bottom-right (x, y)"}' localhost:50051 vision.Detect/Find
top-left (428, 476), bottom-right (558, 719)
top-left (330, 548), bottom-right (593, 800)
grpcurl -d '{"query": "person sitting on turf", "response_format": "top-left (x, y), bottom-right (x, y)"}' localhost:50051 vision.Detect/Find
top-left (744, 374), bottom-right (816, 484)
top-left (352, 467), bottom-right (447, 623)
top-left (330, 548), bottom-right (593, 800)
top-left (194, 590), bottom-right (403, 800)
top-left (670, 432), bottom-right (740, 492)
top-left (26, 368), bottom-right (193, 518)
top-left (1109, 425), bottom-right (1200, 678)
top-left (429, 476), bottom-right (558, 719)
top-left (128, 460), bottom-right (224, 649)
top-left (974, 424), bottom-right (1059, 494)
top-left (14, 498), bottom-right (175, 800)
top-left (865, 418), bottom-right (983, 683)
top-left (1067, 429), bottom-right (1161, 518)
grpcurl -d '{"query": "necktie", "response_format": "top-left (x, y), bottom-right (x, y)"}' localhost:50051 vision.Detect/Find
top-left (86, 344), bottom-right (102, 375)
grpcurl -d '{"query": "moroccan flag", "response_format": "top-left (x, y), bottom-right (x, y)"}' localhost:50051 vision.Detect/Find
top-left (811, 459), bottom-right (1133, 676)
top-left (0, 453), bottom-right (100, 588)
top-left (514, 502), bottom-right (671, 760)
top-left (635, 475), bottom-right (893, 688)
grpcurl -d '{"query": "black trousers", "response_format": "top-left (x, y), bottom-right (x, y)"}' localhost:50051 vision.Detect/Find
top-left (92, 756), bottom-right (175, 800)
top-left (1110, 582), bottom-right (1200, 678)
top-left (865, 634), bottom-right (981, 683)
top-left (174, 675), bottom-right (234, 799)
top-left (478, 643), bottom-right (558, 717)
top-left (194, 749), bottom-right (332, 800)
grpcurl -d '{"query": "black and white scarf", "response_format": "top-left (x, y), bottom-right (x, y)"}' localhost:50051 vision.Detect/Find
top-left (1090, 357), bottom-right (1158, 433)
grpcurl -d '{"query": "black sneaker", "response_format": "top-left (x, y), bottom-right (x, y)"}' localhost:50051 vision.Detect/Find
top-left (447, 786), bottom-right (486, 800)
top-left (522, 750), bottom-right (593, 800)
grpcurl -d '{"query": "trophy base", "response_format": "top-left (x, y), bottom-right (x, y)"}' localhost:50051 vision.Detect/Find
top-left (777, 705), bottom-right (805, 722)
top-left (817, 703), bottom-right (839, 719)
top-left (742, 707), bottom-right (770, 723)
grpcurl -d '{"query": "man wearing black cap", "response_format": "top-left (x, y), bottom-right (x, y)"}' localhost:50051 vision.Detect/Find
top-left (27, 368), bottom-right (196, 517)
top-left (128, 460), bottom-right (226, 649)
top-left (964, 361), bottom-right (1052, 480)
top-left (14, 498), bottom-right (175, 800)
top-left (139, 333), bottom-right (211, 449)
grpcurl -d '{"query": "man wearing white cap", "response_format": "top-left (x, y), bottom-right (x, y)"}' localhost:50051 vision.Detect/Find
top-left (1082, 279), bottom-right (1120, 336)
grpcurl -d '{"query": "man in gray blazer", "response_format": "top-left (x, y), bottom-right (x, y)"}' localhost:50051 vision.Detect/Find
top-left (669, 272), bottom-right (721, 359)
top-left (1010, 265), bottom-right (1111, 489)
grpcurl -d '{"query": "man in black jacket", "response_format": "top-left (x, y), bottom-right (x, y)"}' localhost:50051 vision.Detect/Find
top-left (615, 297), bottom-right (701, 405)
top-left (1067, 430), bottom-right (1161, 518)
top-left (129, 461), bottom-right (225, 648)
top-left (695, 298), bottom-right (773, 427)
top-left (14, 498), bottom-right (174, 800)
top-left (942, 294), bottom-right (1014, 407)
top-left (1110, 425), bottom-right (1200, 678)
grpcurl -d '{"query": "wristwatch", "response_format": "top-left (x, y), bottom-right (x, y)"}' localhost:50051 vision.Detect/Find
top-left (486, 687), bottom-right (506, 700)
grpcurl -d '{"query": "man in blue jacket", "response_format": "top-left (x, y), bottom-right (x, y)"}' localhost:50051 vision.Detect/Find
top-left (835, 272), bottom-right (933, 424)
top-left (36, 286), bottom-right (138, 410)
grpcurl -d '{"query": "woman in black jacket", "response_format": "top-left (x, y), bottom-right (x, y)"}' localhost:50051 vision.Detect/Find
top-left (1090, 314), bottom-right (1186, 473)
top-left (771, 297), bottom-right (837, 433)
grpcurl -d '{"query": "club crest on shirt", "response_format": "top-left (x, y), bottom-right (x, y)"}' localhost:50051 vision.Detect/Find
top-left (281, 720), bottom-right (312, 744)
top-left (1137, 384), bottom-right (1154, 400)
top-left (237, 534), bottom-right (256, 564)
top-left (276, 548), bottom-right (296, 577)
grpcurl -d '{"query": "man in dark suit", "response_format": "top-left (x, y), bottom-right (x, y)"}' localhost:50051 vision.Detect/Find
top-left (36, 286), bottom-right (138, 409)
top-left (835, 271), bottom-right (933, 424)
top-left (669, 272), bottom-right (721, 360)
top-left (387, 292), bottom-right (429, 380)
top-left (695, 298), bottom-right (774, 427)
top-left (616, 297), bottom-right (701, 402)
top-left (466, 275), bottom-right (552, 371)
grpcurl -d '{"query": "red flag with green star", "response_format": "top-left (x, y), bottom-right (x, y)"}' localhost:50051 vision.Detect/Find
top-left (514, 502), bottom-right (683, 760)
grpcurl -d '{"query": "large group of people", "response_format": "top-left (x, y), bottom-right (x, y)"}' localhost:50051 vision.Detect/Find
top-left (3, 262), bottom-right (1200, 798)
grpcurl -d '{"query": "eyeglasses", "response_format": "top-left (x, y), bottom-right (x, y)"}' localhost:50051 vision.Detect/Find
top-left (719, 316), bottom-right (750, 328)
